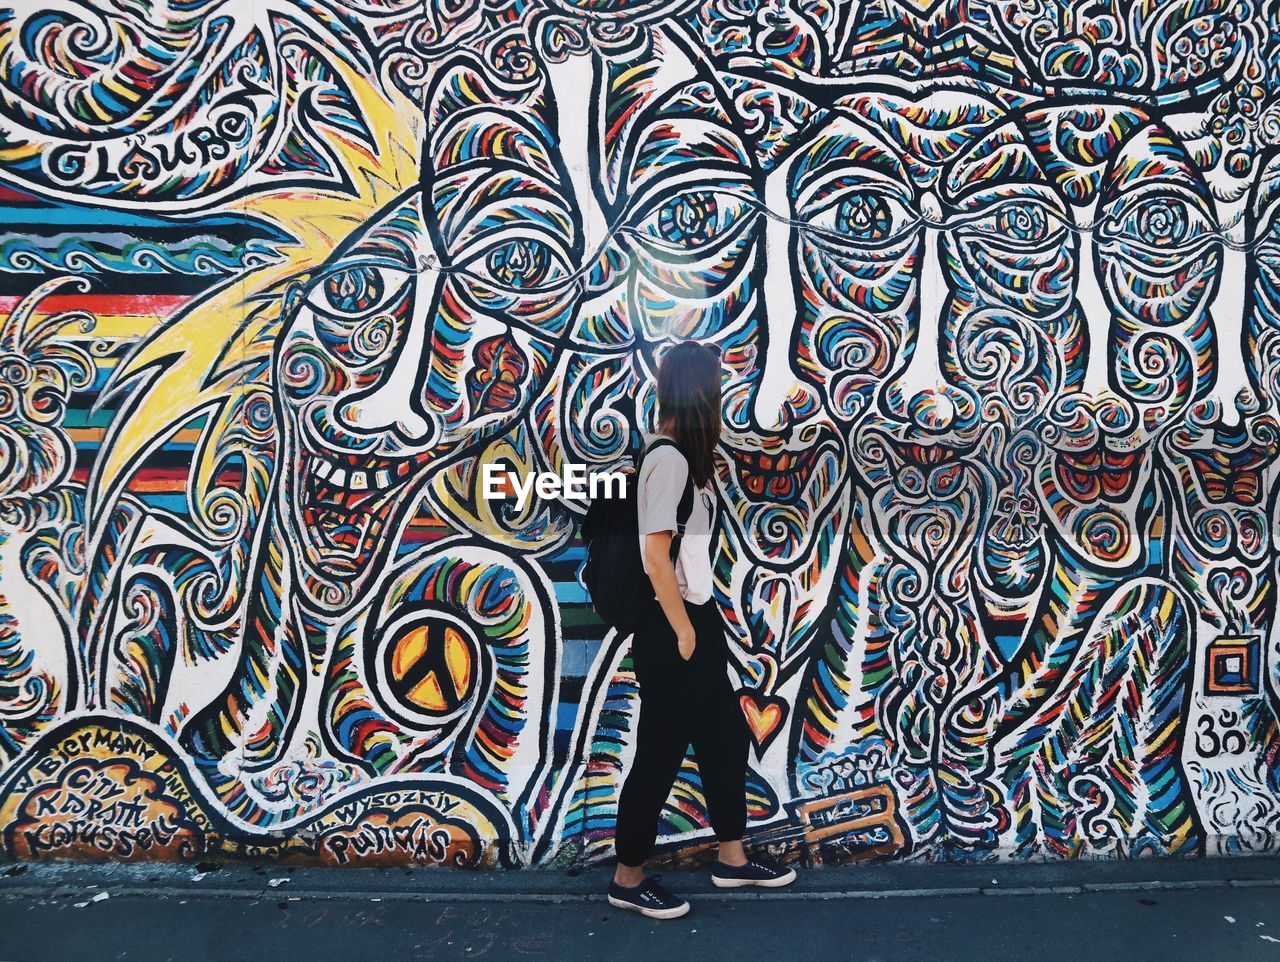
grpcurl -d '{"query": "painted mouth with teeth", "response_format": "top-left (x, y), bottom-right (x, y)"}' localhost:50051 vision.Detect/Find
top-left (1053, 445), bottom-right (1143, 503)
top-left (724, 434), bottom-right (837, 504)
top-left (890, 441), bottom-right (972, 468)
top-left (1182, 447), bottom-right (1271, 505)
top-left (296, 447), bottom-right (428, 577)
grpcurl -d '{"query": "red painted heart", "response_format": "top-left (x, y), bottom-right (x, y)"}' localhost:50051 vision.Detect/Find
top-left (739, 692), bottom-right (786, 751)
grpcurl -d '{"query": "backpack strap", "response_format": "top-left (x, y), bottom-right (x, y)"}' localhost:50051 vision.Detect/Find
top-left (643, 437), bottom-right (697, 564)
top-left (671, 472), bottom-right (695, 564)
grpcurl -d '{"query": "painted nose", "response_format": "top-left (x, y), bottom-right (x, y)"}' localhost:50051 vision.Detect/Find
top-left (885, 223), bottom-right (956, 428)
top-left (752, 149), bottom-right (819, 431)
top-left (1198, 244), bottom-right (1253, 428)
top-left (1070, 214), bottom-right (1137, 436)
top-left (1197, 386), bottom-right (1257, 430)
top-left (336, 268), bottom-right (437, 445)
top-left (1076, 222), bottom-right (1113, 401)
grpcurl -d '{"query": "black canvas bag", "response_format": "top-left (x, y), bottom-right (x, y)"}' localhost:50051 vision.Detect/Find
top-left (579, 437), bottom-right (695, 633)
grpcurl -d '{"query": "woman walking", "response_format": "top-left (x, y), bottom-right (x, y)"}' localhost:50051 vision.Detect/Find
top-left (607, 341), bottom-right (796, 920)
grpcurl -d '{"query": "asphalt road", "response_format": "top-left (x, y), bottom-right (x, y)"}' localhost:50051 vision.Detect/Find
top-left (4, 858), bottom-right (1280, 961)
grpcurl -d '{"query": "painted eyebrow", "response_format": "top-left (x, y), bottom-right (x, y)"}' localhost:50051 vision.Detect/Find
top-left (432, 167), bottom-right (573, 240)
top-left (616, 165), bottom-right (756, 224)
top-left (427, 108), bottom-right (564, 185)
top-left (315, 194), bottom-right (423, 274)
top-left (614, 129), bottom-right (755, 214)
top-left (1097, 123), bottom-right (1209, 197)
top-left (1101, 180), bottom-right (1213, 207)
top-left (790, 122), bottom-right (911, 191)
top-left (944, 167), bottom-right (1058, 208)
top-left (943, 184), bottom-right (1067, 215)
top-left (1103, 160), bottom-right (1208, 201)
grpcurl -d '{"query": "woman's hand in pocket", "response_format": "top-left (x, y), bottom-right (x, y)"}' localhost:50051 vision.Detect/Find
top-left (677, 623), bottom-right (697, 661)
top-left (644, 532), bottom-right (697, 661)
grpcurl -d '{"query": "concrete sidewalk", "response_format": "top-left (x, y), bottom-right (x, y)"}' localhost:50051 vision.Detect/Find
top-left (4, 856), bottom-right (1280, 961)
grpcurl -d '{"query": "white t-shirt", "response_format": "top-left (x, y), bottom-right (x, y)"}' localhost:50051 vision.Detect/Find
top-left (636, 434), bottom-right (716, 605)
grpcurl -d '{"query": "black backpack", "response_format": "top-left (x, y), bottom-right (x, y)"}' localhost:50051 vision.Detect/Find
top-left (579, 437), bottom-right (694, 633)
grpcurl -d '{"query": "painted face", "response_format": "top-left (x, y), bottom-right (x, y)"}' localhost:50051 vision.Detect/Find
top-left (709, 91), bottom-right (1010, 720)
top-left (936, 106), bottom-right (1094, 593)
top-left (1033, 110), bottom-right (1222, 572)
top-left (1159, 202), bottom-right (1277, 580)
top-left (829, 93), bottom-right (1017, 570)
top-left (713, 90), bottom-right (970, 574)
top-left (276, 56), bottom-right (582, 610)
top-left (563, 43), bottom-right (848, 709)
top-left (560, 39), bottom-right (760, 473)
top-left (1155, 156), bottom-right (1280, 622)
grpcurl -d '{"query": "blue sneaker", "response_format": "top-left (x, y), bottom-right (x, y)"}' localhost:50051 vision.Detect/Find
top-left (710, 857), bottom-right (797, 888)
top-left (607, 875), bottom-right (691, 919)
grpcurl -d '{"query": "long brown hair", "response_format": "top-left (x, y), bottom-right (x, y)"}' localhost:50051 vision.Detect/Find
top-left (656, 341), bottom-right (722, 487)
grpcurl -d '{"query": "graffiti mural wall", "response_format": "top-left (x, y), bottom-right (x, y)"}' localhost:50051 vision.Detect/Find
top-left (3, 0), bottom-right (1280, 866)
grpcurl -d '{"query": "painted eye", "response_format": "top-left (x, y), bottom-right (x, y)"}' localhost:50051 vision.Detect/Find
top-left (483, 239), bottom-right (553, 289)
top-left (970, 201), bottom-right (1062, 244)
top-left (324, 266), bottom-right (384, 313)
top-left (1134, 198), bottom-right (1190, 247)
top-left (1104, 193), bottom-right (1213, 251)
top-left (834, 192), bottom-right (893, 241)
top-left (807, 189), bottom-right (912, 244)
top-left (997, 202), bottom-right (1049, 243)
top-left (306, 264), bottom-right (410, 321)
top-left (638, 190), bottom-right (749, 250)
top-left (659, 192), bottom-right (720, 244)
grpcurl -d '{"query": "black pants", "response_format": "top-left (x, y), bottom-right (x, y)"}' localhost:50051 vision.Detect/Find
top-left (614, 598), bottom-right (750, 866)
